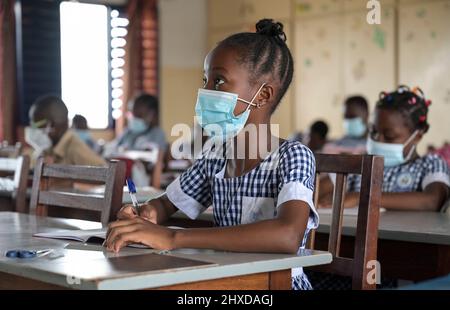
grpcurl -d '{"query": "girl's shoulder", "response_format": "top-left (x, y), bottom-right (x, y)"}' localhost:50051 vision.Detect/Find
top-left (276, 139), bottom-right (315, 166)
top-left (415, 153), bottom-right (449, 171)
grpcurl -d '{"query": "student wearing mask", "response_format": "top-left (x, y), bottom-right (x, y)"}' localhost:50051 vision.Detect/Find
top-left (25, 95), bottom-right (106, 167)
top-left (103, 93), bottom-right (167, 157)
top-left (323, 96), bottom-right (369, 154)
top-left (345, 86), bottom-right (449, 211)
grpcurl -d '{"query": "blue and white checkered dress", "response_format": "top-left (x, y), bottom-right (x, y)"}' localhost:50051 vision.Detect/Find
top-left (166, 140), bottom-right (319, 290)
top-left (347, 154), bottom-right (450, 196)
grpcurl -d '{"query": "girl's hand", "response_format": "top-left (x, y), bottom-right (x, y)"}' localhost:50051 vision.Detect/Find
top-left (105, 218), bottom-right (176, 253)
top-left (117, 203), bottom-right (159, 223)
top-left (344, 192), bottom-right (360, 208)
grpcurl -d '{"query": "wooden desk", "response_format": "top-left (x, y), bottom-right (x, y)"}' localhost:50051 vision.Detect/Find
top-left (173, 209), bottom-right (450, 282)
top-left (0, 212), bottom-right (332, 290)
top-left (315, 210), bottom-right (450, 282)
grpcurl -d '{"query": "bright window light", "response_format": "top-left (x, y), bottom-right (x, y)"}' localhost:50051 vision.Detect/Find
top-left (111, 78), bottom-right (123, 88)
top-left (60, 2), bottom-right (109, 129)
top-left (111, 27), bottom-right (127, 38)
top-left (111, 48), bottom-right (125, 58)
top-left (111, 17), bottom-right (129, 28)
top-left (111, 37), bottom-right (126, 48)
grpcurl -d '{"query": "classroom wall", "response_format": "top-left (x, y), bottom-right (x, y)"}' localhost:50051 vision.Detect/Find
top-left (206, 0), bottom-right (295, 139)
top-left (292, 0), bottom-right (450, 153)
top-left (294, 0), bottom-right (396, 140)
top-left (398, 0), bottom-right (450, 152)
top-left (159, 0), bottom-right (207, 143)
top-left (158, 0), bottom-right (450, 152)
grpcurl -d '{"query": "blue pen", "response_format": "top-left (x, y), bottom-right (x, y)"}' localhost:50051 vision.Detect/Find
top-left (126, 178), bottom-right (140, 214)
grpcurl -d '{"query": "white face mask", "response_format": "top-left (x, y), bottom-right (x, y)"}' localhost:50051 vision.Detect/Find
top-left (25, 127), bottom-right (53, 154)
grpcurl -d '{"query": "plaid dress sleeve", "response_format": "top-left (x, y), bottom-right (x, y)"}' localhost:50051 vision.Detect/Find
top-left (166, 154), bottom-right (213, 219)
top-left (421, 154), bottom-right (450, 189)
top-left (277, 142), bottom-right (319, 229)
top-left (347, 174), bottom-right (362, 192)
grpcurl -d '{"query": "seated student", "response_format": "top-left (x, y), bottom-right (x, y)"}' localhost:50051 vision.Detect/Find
top-left (305, 120), bottom-right (329, 154)
top-left (323, 95), bottom-right (369, 154)
top-left (104, 94), bottom-right (167, 187)
top-left (104, 19), bottom-right (319, 290)
top-left (103, 93), bottom-right (167, 157)
top-left (25, 95), bottom-right (106, 167)
top-left (289, 120), bottom-right (328, 154)
top-left (71, 114), bottom-right (98, 152)
top-left (345, 86), bottom-right (450, 211)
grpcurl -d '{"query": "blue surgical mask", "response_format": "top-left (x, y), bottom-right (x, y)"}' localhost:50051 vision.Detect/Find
top-left (195, 84), bottom-right (265, 140)
top-left (366, 131), bottom-right (418, 167)
top-left (75, 130), bottom-right (91, 143)
top-left (343, 117), bottom-right (367, 138)
top-left (128, 117), bottom-right (148, 134)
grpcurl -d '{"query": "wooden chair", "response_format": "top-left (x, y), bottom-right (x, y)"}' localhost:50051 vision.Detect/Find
top-left (307, 154), bottom-right (384, 290)
top-left (0, 156), bottom-right (30, 213)
top-left (29, 158), bottom-right (126, 226)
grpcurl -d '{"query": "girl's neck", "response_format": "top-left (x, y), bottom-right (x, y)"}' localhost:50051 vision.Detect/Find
top-left (231, 121), bottom-right (278, 160)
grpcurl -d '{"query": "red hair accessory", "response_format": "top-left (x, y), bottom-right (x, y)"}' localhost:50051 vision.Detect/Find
top-left (425, 100), bottom-right (432, 107)
top-left (419, 115), bottom-right (427, 122)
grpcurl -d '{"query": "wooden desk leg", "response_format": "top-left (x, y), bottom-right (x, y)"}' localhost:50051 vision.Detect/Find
top-left (269, 269), bottom-right (291, 290)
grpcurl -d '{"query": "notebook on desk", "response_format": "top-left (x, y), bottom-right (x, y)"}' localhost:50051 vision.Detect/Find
top-left (34, 228), bottom-right (108, 244)
top-left (33, 227), bottom-right (183, 249)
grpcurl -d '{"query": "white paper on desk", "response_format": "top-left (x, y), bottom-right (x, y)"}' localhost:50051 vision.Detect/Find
top-left (33, 226), bottom-right (185, 248)
top-left (317, 207), bottom-right (386, 216)
top-left (123, 149), bottom-right (159, 164)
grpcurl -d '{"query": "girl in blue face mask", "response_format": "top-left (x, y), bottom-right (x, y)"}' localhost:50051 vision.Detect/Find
top-left (105, 19), bottom-right (319, 290)
top-left (346, 85), bottom-right (449, 211)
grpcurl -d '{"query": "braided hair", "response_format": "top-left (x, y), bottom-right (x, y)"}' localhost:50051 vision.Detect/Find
top-left (217, 19), bottom-right (294, 112)
top-left (376, 85), bottom-right (431, 133)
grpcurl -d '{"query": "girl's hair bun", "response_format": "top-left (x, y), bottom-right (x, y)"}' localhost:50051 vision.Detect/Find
top-left (256, 19), bottom-right (287, 44)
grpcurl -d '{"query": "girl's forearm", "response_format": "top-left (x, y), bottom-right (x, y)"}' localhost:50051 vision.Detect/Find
top-left (346, 191), bottom-right (444, 211)
top-left (173, 218), bottom-right (306, 254)
top-left (380, 192), bottom-right (442, 211)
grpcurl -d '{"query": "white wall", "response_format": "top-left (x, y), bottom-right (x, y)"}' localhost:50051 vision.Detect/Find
top-left (159, 0), bottom-right (207, 142)
top-left (159, 0), bottom-right (207, 68)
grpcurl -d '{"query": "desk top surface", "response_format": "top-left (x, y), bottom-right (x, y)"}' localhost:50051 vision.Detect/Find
top-left (0, 212), bottom-right (331, 290)
top-left (316, 210), bottom-right (450, 245)
top-left (182, 208), bottom-right (450, 246)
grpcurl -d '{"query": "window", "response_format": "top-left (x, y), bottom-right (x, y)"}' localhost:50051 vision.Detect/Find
top-left (110, 9), bottom-right (128, 120)
top-left (60, 2), bottom-right (110, 129)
